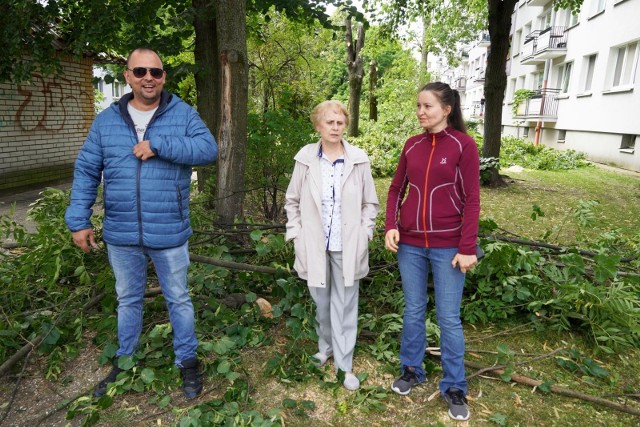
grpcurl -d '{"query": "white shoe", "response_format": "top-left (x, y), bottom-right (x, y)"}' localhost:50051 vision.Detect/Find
top-left (343, 373), bottom-right (360, 391)
top-left (311, 352), bottom-right (332, 367)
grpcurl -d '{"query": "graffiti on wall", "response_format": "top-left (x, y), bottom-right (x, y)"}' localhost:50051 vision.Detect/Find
top-left (15, 74), bottom-right (93, 133)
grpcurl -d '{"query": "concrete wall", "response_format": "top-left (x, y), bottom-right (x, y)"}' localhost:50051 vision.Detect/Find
top-left (0, 55), bottom-right (94, 193)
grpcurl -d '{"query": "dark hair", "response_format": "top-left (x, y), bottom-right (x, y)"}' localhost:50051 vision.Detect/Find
top-left (419, 82), bottom-right (467, 134)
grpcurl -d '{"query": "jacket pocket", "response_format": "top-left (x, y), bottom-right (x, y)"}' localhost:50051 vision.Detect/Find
top-left (354, 225), bottom-right (370, 279)
top-left (293, 232), bottom-right (308, 277)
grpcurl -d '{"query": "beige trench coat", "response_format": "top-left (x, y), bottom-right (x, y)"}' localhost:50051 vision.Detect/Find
top-left (285, 140), bottom-right (379, 287)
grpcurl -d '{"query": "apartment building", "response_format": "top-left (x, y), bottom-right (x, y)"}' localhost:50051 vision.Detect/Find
top-left (93, 67), bottom-right (129, 112)
top-left (503, 0), bottom-right (639, 171)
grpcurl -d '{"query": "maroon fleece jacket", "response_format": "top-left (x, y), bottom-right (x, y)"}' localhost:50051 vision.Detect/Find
top-left (384, 127), bottom-right (480, 255)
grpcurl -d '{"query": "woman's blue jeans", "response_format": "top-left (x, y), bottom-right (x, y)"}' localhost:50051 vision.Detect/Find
top-left (106, 242), bottom-right (197, 365)
top-left (397, 244), bottom-right (467, 394)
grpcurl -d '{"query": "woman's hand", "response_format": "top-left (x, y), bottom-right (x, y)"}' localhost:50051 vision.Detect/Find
top-left (384, 229), bottom-right (400, 252)
top-left (452, 253), bottom-right (477, 273)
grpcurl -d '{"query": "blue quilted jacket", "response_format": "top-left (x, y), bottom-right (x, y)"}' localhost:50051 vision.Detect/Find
top-left (65, 91), bottom-right (218, 248)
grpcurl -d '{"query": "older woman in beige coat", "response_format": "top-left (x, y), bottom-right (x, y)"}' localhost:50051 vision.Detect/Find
top-left (285, 100), bottom-right (379, 391)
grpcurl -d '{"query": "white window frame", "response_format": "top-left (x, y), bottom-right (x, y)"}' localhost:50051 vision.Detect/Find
top-left (580, 53), bottom-right (597, 94)
top-left (557, 62), bottom-right (573, 93)
top-left (591, 0), bottom-right (606, 17)
top-left (607, 41), bottom-right (639, 90)
top-left (557, 130), bottom-right (566, 143)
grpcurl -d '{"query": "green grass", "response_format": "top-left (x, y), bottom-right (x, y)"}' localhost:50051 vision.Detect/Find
top-left (378, 166), bottom-right (640, 244)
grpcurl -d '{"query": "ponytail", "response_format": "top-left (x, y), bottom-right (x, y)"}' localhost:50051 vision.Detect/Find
top-left (419, 82), bottom-right (467, 134)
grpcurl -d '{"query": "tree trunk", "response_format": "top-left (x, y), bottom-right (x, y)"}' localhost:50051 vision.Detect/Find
top-left (483, 0), bottom-right (518, 187)
top-left (346, 18), bottom-right (365, 137)
top-left (421, 17), bottom-right (429, 73)
top-left (369, 60), bottom-right (378, 121)
top-left (193, 0), bottom-right (219, 195)
top-left (214, 0), bottom-right (249, 225)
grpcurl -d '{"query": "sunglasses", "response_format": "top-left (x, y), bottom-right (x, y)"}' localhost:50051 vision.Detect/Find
top-left (128, 67), bottom-right (164, 79)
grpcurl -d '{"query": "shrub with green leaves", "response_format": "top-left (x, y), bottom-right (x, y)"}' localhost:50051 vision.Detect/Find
top-left (499, 136), bottom-right (592, 170)
top-left (245, 111), bottom-right (315, 221)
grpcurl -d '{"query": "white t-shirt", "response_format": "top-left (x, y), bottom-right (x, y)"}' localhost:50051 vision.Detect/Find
top-left (127, 104), bottom-right (158, 142)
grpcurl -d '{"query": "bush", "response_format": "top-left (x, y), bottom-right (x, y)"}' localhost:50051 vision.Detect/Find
top-left (500, 136), bottom-right (592, 171)
top-left (245, 111), bottom-right (315, 220)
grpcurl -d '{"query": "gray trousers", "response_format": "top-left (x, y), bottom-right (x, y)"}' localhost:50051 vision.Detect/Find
top-left (308, 251), bottom-right (360, 373)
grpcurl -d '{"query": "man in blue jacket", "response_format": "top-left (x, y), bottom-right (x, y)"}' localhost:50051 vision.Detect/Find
top-left (65, 47), bottom-right (218, 399)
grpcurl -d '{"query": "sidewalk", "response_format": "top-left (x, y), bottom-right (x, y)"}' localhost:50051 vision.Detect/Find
top-left (0, 180), bottom-right (73, 240)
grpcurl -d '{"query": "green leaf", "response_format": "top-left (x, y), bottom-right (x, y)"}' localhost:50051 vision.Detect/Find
top-left (140, 368), bottom-right (155, 384)
top-left (212, 336), bottom-right (236, 355)
top-left (117, 356), bottom-right (136, 370)
top-left (217, 359), bottom-right (232, 374)
top-left (96, 395), bottom-right (113, 409)
top-left (282, 398), bottom-right (297, 408)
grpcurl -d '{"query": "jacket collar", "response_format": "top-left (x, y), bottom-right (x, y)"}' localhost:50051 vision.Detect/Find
top-left (117, 90), bottom-right (173, 118)
top-left (294, 139), bottom-right (367, 165)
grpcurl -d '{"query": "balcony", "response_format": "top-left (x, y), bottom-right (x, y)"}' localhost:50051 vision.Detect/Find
top-left (459, 48), bottom-right (470, 63)
top-left (478, 32), bottom-right (490, 47)
top-left (521, 27), bottom-right (568, 65)
top-left (513, 88), bottom-right (560, 121)
top-left (454, 76), bottom-right (467, 92)
top-left (528, 0), bottom-right (553, 6)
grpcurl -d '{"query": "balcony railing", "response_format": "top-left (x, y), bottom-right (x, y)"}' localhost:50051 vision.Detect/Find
top-left (454, 76), bottom-right (467, 91)
top-left (478, 32), bottom-right (490, 46)
top-left (521, 27), bottom-right (567, 64)
top-left (514, 88), bottom-right (561, 120)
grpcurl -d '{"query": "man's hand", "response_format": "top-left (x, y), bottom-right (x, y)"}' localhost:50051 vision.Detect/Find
top-left (72, 228), bottom-right (98, 253)
top-left (133, 140), bottom-right (155, 161)
top-left (384, 229), bottom-right (400, 253)
top-left (452, 253), bottom-right (477, 274)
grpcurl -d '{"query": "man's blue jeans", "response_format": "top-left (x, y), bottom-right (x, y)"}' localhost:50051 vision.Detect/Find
top-left (397, 244), bottom-right (467, 395)
top-left (106, 242), bottom-right (197, 365)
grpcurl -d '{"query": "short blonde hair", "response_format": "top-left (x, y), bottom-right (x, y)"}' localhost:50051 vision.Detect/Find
top-left (310, 100), bottom-right (350, 127)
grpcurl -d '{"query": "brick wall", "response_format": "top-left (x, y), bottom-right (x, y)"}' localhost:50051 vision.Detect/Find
top-left (0, 55), bottom-right (95, 193)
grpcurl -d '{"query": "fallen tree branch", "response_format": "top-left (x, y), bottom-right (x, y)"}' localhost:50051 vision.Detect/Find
top-left (0, 291), bottom-right (105, 378)
top-left (463, 358), bottom-right (640, 417)
top-left (488, 234), bottom-right (637, 263)
top-left (0, 336), bottom-right (43, 378)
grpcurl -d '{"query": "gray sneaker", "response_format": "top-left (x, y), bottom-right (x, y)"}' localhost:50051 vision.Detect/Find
top-left (443, 387), bottom-right (470, 421)
top-left (391, 366), bottom-right (418, 395)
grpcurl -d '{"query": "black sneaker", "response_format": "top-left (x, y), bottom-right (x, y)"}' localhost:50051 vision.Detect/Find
top-left (94, 365), bottom-right (123, 398)
top-left (391, 366), bottom-right (418, 395)
top-left (180, 358), bottom-right (203, 399)
top-left (443, 387), bottom-right (470, 421)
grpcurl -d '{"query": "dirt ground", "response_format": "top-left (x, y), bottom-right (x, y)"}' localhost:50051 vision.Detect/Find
top-left (0, 340), bottom-right (105, 427)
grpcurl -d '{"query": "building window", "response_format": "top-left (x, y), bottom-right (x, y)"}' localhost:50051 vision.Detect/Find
top-left (591, 0), bottom-right (606, 16)
top-left (513, 30), bottom-right (522, 55)
top-left (609, 41), bottom-right (638, 88)
top-left (564, 8), bottom-right (579, 27)
top-left (581, 54), bottom-right (597, 92)
top-left (523, 127), bottom-right (530, 138)
top-left (93, 80), bottom-right (104, 92)
top-left (557, 130), bottom-right (566, 143)
top-left (557, 62), bottom-right (573, 93)
top-left (539, 11), bottom-right (552, 30)
top-left (620, 134), bottom-right (636, 153)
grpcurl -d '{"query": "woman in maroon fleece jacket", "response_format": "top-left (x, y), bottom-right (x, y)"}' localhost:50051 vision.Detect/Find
top-left (384, 82), bottom-right (480, 422)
